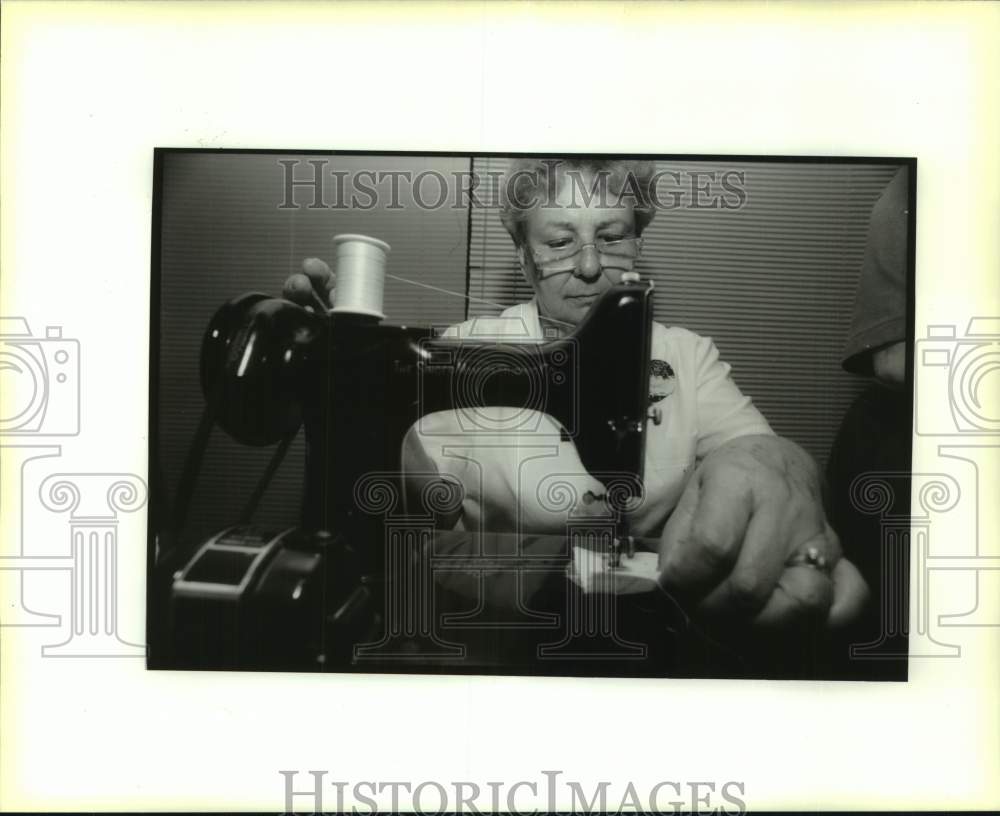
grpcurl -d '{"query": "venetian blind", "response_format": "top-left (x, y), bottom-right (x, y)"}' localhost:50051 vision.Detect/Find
top-left (467, 157), bottom-right (903, 467)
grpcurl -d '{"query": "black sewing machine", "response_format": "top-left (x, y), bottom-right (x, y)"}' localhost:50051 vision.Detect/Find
top-left (149, 280), bottom-right (730, 676)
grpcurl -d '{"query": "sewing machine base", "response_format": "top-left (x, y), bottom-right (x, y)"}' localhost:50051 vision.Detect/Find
top-left (152, 527), bottom-right (751, 677)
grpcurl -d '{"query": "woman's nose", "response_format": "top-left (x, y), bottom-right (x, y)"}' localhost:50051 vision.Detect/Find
top-left (574, 244), bottom-right (602, 279)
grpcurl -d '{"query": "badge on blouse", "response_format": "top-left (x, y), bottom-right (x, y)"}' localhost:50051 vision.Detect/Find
top-left (648, 359), bottom-right (676, 403)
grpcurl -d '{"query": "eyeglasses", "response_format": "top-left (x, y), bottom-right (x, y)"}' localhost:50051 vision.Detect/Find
top-left (530, 236), bottom-right (643, 278)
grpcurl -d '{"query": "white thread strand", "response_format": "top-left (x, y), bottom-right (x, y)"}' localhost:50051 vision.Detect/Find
top-left (382, 272), bottom-right (575, 330)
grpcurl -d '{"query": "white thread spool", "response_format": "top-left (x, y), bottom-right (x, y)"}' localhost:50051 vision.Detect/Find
top-left (331, 234), bottom-right (391, 319)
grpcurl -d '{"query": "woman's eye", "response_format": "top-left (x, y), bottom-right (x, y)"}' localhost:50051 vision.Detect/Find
top-left (547, 238), bottom-right (573, 249)
top-left (600, 235), bottom-right (626, 245)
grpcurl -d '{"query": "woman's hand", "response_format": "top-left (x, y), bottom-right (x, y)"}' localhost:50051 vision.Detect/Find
top-left (658, 434), bottom-right (869, 630)
top-left (282, 257), bottom-right (336, 311)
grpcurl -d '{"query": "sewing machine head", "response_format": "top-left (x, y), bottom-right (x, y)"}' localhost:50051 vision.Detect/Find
top-left (200, 279), bottom-right (655, 538)
top-left (159, 279), bottom-right (660, 671)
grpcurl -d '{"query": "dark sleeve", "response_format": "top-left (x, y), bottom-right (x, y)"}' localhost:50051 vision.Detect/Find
top-left (826, 385), bottom-right (912, 588)
top-left (841, 167), bottom-right (910, 374)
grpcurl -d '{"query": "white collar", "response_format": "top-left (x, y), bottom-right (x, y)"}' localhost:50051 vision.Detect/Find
top-left (496, 299), bottom-right (544, 341)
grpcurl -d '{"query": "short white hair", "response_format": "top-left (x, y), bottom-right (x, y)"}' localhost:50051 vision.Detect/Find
top-left (499, 157), bottom-right (658, 245)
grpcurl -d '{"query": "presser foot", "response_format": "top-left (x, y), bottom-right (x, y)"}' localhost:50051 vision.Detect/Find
top-left (608, 536), bottom-right (636, 569)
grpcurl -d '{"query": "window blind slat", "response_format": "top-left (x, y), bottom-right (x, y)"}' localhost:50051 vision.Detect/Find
top-left (467, 157), bottom-right (903, 467)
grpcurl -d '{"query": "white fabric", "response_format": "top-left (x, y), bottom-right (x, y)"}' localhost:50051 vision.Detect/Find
top-left (404, 299), bottom-right (773, 537)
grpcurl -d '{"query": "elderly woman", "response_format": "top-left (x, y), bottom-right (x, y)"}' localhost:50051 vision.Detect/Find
top-left (284, 157), bottom-right (868, 631)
